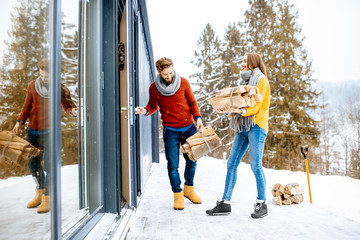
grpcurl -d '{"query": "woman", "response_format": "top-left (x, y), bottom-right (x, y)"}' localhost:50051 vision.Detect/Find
top-left (206, 52), bottom-right (271, 218)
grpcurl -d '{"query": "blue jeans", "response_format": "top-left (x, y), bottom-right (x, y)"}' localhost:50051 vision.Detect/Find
top-left (163, 124), bottom-right (198, 193)
top-left (222, 125), bottom-right (267, 201)
top-left (27, 129), bottom-right (50, 195)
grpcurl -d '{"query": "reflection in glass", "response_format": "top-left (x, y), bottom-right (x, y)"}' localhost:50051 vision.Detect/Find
top-left (0, 0), bottom-right (51, 238)
top-left (0, 0), bottom-right (82, 238)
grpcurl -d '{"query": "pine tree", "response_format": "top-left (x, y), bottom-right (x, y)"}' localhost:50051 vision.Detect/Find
top-left (218, 22), bottom-right (248, 156)
top-left (60, 20), bottom-right (79, 165)
top-left (244, 0), bottom-right (320, 171)
top-left (191, 23), bottom-right (230, 157)
top-left (0, 0), bottom-right (49, 135)
top-left (0, 0), bottom-right (79, 177)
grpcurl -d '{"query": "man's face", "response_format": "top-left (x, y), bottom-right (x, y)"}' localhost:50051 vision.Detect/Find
top-left (40, 69), bottom-right (50, 86)
top-left (159, 65), bottom-right (174, 83)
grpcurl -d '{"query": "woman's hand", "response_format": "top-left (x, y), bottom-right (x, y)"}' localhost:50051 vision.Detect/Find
top-left (224, 103), bottom-right (242, 113)
top-left (215, 104), bottom-right (242, 114)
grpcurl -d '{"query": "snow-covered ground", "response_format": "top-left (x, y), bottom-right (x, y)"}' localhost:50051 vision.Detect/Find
top-left (126, 153), bottom-right (360, 240)
top-left (0, 165), bottom-right (82, 240)
top-left (1, 154), bottom-right (360, 240)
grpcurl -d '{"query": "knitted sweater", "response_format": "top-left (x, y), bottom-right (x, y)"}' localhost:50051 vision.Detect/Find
top-left (243, 76), bottom-right (271, 132)
top-left (145, 77), bottom-right (201, 128)
top-left (17, 80), bottom-right (76, 131)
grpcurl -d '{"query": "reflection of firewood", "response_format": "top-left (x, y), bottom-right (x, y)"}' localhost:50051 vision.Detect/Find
top-left (272, 183), bottom-right (304, 206)
top-left (181, 126), bottom-right (222, 161)
top-left (0, 131), bottom-right (41, 166)
top-left (207, 85), bottom-right (263, 111)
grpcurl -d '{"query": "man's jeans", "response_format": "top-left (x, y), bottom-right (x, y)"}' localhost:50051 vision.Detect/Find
top-left (27, 130), bottom-right (50, 195)
top-left (163, 124), bottom-right (198, 193)
top-left (222, 124), bottom-right (267, 201)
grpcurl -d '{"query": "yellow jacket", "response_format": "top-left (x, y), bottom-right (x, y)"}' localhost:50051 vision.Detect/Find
top-left (243, 76), bottom-right (270, 132)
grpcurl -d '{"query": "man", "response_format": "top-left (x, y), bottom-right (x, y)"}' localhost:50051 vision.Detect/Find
top-left (12, 58), bottom-right (77, 213)
top-left (136, 57), bottom-right (204, 210)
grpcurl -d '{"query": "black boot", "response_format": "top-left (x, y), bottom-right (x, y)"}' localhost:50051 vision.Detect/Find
top-left (251, 202), bottom-right (268, 218)
top-left (206, 200), bottom-right (231, 216)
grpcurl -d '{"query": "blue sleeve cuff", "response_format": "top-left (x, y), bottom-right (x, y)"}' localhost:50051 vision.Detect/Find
top-left (194, 116), bottom-right (201, 121)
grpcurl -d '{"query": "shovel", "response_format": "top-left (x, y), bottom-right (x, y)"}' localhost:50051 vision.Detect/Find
top-left (301, 145), bottom-right (313, 203)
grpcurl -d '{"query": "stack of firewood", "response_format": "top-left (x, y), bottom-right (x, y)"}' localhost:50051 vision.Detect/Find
top-left (272, 183), bottom-right (304, 205)
top-left (207, 85), bottom-right (263, 111)
top-left (0, 131), bottom-right (41, 167)
top-left (181, 126), bottom-right (222, 161)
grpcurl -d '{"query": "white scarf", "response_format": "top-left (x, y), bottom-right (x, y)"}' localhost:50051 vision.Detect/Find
top-left (35, 77), bottom-right (50, 98)
top-left (154, 71), bottom-right (181, 96)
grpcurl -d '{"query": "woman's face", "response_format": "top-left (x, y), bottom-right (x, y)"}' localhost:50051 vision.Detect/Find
top-left (241, 56), bottom-right (250, 71)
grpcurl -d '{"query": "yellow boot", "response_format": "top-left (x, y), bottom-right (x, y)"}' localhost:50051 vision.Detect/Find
top-left (27, 189), bottom-right (45, 208)
top-left (37, 195), bottom-right (50, 213)
top-left (174, 192), bottom-right (184, 210)
top-left (183, 184), bottom-right (202, 204)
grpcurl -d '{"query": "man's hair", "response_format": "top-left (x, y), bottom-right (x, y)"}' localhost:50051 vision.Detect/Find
top-left (38, 58), bottom-right (49, 72)
top-left (156, 57), bottom-right (173, 72)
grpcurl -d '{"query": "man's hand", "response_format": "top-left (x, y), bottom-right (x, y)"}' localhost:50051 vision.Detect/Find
top-left (12, 122), bottom-right (22, 135)
top-left (196, 117), bottom-right (204, 130)
top-left (71, 108), bottom-right (78, 117)
top-left (135, 107), bottom-right (147, 115)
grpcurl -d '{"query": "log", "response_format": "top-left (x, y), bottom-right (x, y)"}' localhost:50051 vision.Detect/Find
top-left (187, 126), bottom-right (218, 141)
top-left (272, 196), bottom-right (283, 206)
top-left (0, 145), bottom-right (22, 162)
top-left (273, 183), bottom-right (285, 194)
top-left (186, 135), bottom-right (217, 147)
top-left (207, 85), bottom-right (263, 111)
top-left (0, 131), bottom-right (29, 144)
top-left (284, 183), bottom-right (300, 195)
top-left (0, 140), bottom-right (29, 151)
top-left (190, 137), bottom-right (222, 160)
top-left (181, 126), bottom-right (222, 161)
top-left (290, 194), bottom-right (304, 204)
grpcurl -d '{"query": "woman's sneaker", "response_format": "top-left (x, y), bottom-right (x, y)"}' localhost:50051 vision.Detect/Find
top-left (206, 200), bottom-right (231, 216)
top-left (251, 202), bottom-right (268, 218)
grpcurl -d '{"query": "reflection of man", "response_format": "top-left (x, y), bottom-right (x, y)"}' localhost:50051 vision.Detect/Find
top-left (136, 57), bottom-right (204, 210)
top-left (12, 58), bottom-right (77, 213)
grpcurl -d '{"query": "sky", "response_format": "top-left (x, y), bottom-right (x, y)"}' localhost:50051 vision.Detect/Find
top-left (1, 154), bottom-right (360, 239)
top-left (0, 0), bottom-right (359, 83)
top-left (147, 0), bottom-right (360, 83)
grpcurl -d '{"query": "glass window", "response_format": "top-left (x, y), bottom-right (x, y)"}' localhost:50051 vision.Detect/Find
top-left (0, 0), bottom-right (51, 238)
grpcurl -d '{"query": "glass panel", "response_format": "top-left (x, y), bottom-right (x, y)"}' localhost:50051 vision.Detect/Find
top-left (60, 0), bottom-right (87, 237)
top-left (79, 0), bottom-right (102, 214)
top-left (137, 19), bottom-right (152, 191)
top-left (0, 0), bottom-right (51, 239)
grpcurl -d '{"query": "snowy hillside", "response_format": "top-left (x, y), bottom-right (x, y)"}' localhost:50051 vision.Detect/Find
top-left (126, 153), bottom-right (360, 240)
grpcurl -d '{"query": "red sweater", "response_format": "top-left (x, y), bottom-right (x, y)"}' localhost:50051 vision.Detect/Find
top-left (17, 80), bottom-right (76, 131)
top-left (145, 77), bottom-right (201, 128)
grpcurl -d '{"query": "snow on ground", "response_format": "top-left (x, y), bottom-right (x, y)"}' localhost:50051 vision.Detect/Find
top-left (0, 165), bottom-right (81, 240)
top-left (126, 153), bottom-right (360, 240)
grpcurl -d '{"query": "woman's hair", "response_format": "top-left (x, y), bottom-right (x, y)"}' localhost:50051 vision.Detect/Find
top-left (156, 57), bottom-right (173, 72)
top-left (246, 52), bottom-right (267, 77)
top-left (38, 58), bottom-right (49, 72)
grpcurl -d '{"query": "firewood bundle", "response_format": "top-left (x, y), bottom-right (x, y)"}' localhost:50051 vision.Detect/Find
top-left (0, 131), bottom-right (41, 167)
top-left (181, 126), bottom-right (222, 161)
top-left (207, 85), bottom-right (263, 111)
top-left (272, 183), bottom-right (304, 206)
